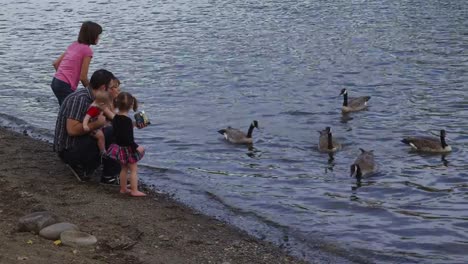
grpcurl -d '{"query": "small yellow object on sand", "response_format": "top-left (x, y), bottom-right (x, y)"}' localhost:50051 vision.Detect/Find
top-left (53, 240), bottom-right (62, 246)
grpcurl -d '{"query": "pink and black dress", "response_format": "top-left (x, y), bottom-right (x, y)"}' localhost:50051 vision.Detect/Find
top-left (106, 115), bottom-right (144, 164)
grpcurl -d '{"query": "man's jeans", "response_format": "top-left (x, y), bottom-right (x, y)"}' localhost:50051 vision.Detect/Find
top-left (59, 126), bottom-right (120, 179)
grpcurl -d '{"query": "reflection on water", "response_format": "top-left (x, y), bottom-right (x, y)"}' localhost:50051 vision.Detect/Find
top-left (340, 113), bottom-right (354, 123)
top-left (0, 0), bottom-right (468, 263)
top-left (325, 153), bottom-right (336, 173)
top-left (246, 145), bottom-right (262, 158)
top-left (441, 155), bottom-right (449, 167)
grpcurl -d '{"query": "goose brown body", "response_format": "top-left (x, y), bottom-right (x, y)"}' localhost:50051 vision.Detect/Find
top-left (340, 88), bottom-right (371, 113)
top-left (401, 130), bottom-right (452, 153)
top-left (350, 148), bottom-right (377, 179)
top-left (318, 127), bottom-right (341, 153)
top-left (218, 120), bottom-right (259, 144)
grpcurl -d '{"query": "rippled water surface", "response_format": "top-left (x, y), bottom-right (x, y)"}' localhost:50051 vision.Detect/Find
top-left (1, 0), bottom-right (467, 262)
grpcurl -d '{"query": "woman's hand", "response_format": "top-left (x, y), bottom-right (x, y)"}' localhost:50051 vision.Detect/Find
top-left (53, 53), bottom-right (65, 71)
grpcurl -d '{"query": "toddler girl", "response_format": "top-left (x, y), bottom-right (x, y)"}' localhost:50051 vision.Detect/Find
top-left (106, 92), bottom-right (146, 197)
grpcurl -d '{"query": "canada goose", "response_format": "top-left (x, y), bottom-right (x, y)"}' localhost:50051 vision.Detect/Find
top-left (401, 129), bottom-right (452, 153)
top-left (218, 120), bottom-right (259, 144)
top-left (318, 127), bottom-right (341, 153)
top-left (340, 88), bottom-right (371, 113)
top-left (350, 148), bottom-right (377, 179)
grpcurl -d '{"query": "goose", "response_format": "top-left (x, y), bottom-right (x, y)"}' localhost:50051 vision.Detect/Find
top-left (318, 127), bottom-right (341, 153)
top-left (340, 88), bottom-right (371, 113)
top-left (401, 129), bottom-right (452, 153)
top-left (350, 148), bottom-right (377, 179)
top-left (218, 120), bottom-right (259, 144)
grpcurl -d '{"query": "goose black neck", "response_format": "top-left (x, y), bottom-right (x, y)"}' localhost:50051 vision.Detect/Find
top-left (440, 134), bottom-right (448, 148)
top-left (247, 124), bottom-right (255, 138)
top-left (327, 132), bottom-right (333, 149)
top-left (343, 93), bottom-right (348, 106)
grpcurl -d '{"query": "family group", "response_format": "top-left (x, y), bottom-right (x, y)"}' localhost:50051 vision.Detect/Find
top-left (51, 21), bottom-right (147, 197)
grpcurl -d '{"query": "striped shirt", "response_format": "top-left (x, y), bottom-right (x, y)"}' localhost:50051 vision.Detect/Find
top-left (53, 87), bottom-right (95, 152)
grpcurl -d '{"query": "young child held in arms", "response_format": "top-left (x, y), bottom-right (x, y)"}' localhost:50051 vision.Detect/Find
top-left (106, 92), bottom-right (146, 197)
top-left (83, 90), bottom-right (112, 156)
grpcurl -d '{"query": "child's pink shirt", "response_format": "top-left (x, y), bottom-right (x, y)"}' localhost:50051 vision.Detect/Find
top-left (54, 42), bottom-right (93, 91)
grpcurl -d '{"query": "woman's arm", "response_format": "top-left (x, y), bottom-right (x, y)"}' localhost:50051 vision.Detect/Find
top-left (52, 53), bottom-right (65, 71)
top-left (80, 56), bottom-right (92, 88)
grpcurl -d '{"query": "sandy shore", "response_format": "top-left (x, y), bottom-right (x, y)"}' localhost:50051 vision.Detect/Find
top-left (0, 127), bottom-right (310, 264)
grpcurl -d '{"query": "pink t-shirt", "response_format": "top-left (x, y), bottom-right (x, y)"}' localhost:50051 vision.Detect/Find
top-left (54, 42), bottom-right (93, 91)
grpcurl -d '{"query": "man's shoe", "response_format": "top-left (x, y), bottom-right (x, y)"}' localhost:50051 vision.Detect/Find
top-left (67, 164), bottom-right (91, 182)
top-left (100, 175), bottom-right (119, 185)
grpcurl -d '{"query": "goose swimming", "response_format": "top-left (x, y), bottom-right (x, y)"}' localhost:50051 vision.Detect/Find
top-left (340, 88), bottom-right (371, 113)
top-left (350, 148), bottom-right (377, 180)
top-left (218, 120), bottom-right (259, 144)
top-left (401, 129), bottom-right (452, 153)
top-left (318, 127), bottom-right (341, 153)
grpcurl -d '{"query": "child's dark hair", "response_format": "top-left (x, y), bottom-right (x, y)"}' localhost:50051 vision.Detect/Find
top-left (115, 92), bottom-right (138, 112)
top-left (78, 21), bottom-right (102, 45)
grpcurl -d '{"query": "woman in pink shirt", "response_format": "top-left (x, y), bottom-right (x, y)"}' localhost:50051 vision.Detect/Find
top-left (51, 21), bottom-right (102, 105)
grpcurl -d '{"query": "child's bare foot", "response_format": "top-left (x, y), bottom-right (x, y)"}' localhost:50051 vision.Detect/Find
top-left (120, 189), bottom-right (130, 194)
top-left (130, 191), bottom-right (146, 197)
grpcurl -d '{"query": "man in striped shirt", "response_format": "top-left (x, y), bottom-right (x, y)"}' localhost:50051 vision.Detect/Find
top-left (53, 69), bottom-right (119, 183)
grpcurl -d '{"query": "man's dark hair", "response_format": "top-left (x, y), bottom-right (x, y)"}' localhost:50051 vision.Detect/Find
top-left (77, 21), bottom-right (102, 45)
top-left (89, 69), bottom-right (115, 90)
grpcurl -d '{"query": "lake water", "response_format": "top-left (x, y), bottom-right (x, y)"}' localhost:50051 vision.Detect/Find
top-left (1, 0), bottom-right (467, 263)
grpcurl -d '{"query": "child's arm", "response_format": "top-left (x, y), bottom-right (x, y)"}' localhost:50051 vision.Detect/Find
top-left (65, 98), bottom-right (104, 137)
top-left (136, 145), bottom-right (145, 155)
top-left (102, 106), bottom-right (115, 120)
top-left (80, 56), bottom-right (92, 88)
top-left (52, 53), bottom-right (65, 71)
top-left (82, 114), bottom-right (92, 132)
